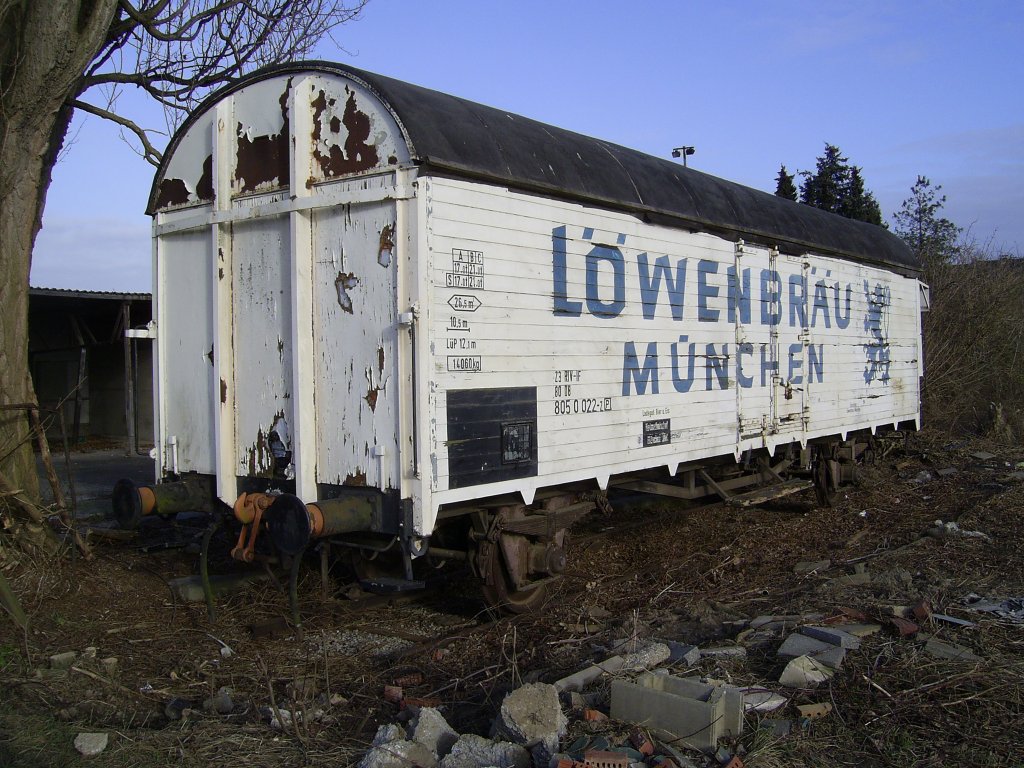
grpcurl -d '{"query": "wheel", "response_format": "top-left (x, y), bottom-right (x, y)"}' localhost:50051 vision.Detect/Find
top-left (478, 539), bottom-right (554, 614)
top-left (813, 453), bottom-right (838, 507)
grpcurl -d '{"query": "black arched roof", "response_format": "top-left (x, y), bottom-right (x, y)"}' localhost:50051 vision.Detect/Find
top-left (151, 61), bottom-right (919, 275)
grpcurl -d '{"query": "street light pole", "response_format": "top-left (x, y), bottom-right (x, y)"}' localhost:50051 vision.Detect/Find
top-left (671, 146), bottom-right (696, 167)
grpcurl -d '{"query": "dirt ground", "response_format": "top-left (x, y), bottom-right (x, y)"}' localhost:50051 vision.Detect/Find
top-left (1, 429), bottom-right (1022, 767)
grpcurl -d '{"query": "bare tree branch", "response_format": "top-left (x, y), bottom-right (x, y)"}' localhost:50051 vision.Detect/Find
top-left (71, 98), bottom-right (164, 166)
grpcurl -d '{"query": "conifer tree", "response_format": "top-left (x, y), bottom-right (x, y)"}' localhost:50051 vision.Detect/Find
top-left (774, 164), bottom-right (797, 200)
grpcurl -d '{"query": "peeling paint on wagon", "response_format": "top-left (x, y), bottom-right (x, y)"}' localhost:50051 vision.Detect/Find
top-left (234, 85), bottom-right (290, 195)
top-left (334, 272), bottom-right (359, 313)
top-left (311, 89), bottom-right (379, 177)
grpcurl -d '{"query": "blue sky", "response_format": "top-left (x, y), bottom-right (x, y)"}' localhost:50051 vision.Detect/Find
top-left (31, 0), bottom-right (1024, 291)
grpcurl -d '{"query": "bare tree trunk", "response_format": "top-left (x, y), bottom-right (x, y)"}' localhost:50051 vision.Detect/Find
top-left (0, 1), bottom-right (119, 544)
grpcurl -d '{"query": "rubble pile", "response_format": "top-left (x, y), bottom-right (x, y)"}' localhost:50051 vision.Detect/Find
top-left (356, 593), bottom-right (994, 768)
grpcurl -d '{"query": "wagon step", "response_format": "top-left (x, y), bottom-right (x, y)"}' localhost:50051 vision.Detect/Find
top-left (723, 479), bottom-right (814, 508)
top-left (359, 577), bottom-right (426, 594)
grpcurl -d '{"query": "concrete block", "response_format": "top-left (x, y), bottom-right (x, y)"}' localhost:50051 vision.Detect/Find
top-left (776, 633), bottom-right (846, 669)
top-left (800, 626), bottom-right (861, 650)
top-left (609, 672), bottom-right (742, 753)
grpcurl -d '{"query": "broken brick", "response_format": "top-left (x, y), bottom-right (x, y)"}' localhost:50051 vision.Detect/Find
top-left (796, 702), bottom-right (833, 719)
top-left (912, 599), bottom-right (933, 622)
top-left (582, 750), bottom-right (630, 768)
top-left (629, 727), bottom-right (654, 756)
top-left (583, 708), bottom-right (609, 722)
top-left (393, 672), bottom-right (424, 687)
top-left (383, 685), bottom-right (403, 704)
top-left (888, 616), bottom-right (920, 637)
top-left (837, 606), bottom-right (870, 622)
top-left (402, 696), bottom-right (442, 709)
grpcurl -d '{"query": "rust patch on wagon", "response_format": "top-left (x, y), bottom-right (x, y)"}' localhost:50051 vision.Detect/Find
top-left (344, 471), bottom-right (367, 487)
top-left (235, 86), bottom-right (290, 194)
top-left (335, 272), bottom-right (359, 313)
top-left (154, 178), bottom-right (190, 209)
top-left (196, 155), bottom-right (214, 201)
top-left (365, 388), bottom-right (379, 411)
top-left (311, 89), bottom-right (380, 179)
top-left (378, 346), bottom-right (385, 375)
top-left (220, 378), bottom-right (227, 404)
top-left (378, 224), bottom-right (394, 268)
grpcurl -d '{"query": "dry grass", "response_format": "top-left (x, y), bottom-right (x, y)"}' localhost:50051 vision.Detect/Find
top-left (0, 430), bottom-right (1023, 766)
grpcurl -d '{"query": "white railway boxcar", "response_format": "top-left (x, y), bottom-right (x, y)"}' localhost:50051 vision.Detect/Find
top-left (117, 63), bottom-right (924, 610)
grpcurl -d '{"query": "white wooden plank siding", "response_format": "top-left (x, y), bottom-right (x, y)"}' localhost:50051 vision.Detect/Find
top-left (424, 177), bottom-right (921, 515)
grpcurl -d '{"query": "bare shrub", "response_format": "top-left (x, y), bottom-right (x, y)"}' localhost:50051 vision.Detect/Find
top-left (922, 249), bottom-right (1024, 440)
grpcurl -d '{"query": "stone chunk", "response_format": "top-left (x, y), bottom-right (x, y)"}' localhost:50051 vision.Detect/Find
top-left (409, 707), bottom-right (458, 759)
top-left (168, 572), bottom-right (267, 602)
top-left (554, 656), bottom-right (625, 693)
top-left (663, 641), bottom-right (701, 667)
top-left (359, 739), bottom-right (437, 768)
top-left (372, 723), bottom-right (405, 746)
top-left (74, 732), bottom-right (109, 756)
top-left (621, 642), bottom-right (671, 671)
top-left (441, 734), bottom-right (530, 768)
top-left (202, 688), bottom-right (234, 715)
top-left (829, 571), bottom-right (871, 586)
top-left (800, 625), bottom-right (861, 650)
top-left (776, 633), bottom-right (846, 669)
top-left (794, 560), bottom-right (831, 575)
top-left (924, 636), bottom-right (982, 662)
top-left (740, 688), bottom-right (788, 713)
top-left (491, 683), bottom-right (567, 766)
top-left (699, 645), bottom-right (747, 659)
top-left (778, 655), bottom-right (834, 688)
top-left (831, 623), bottom-right (882, 637)
top-left (49, 651), bottom-right (78, 671)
